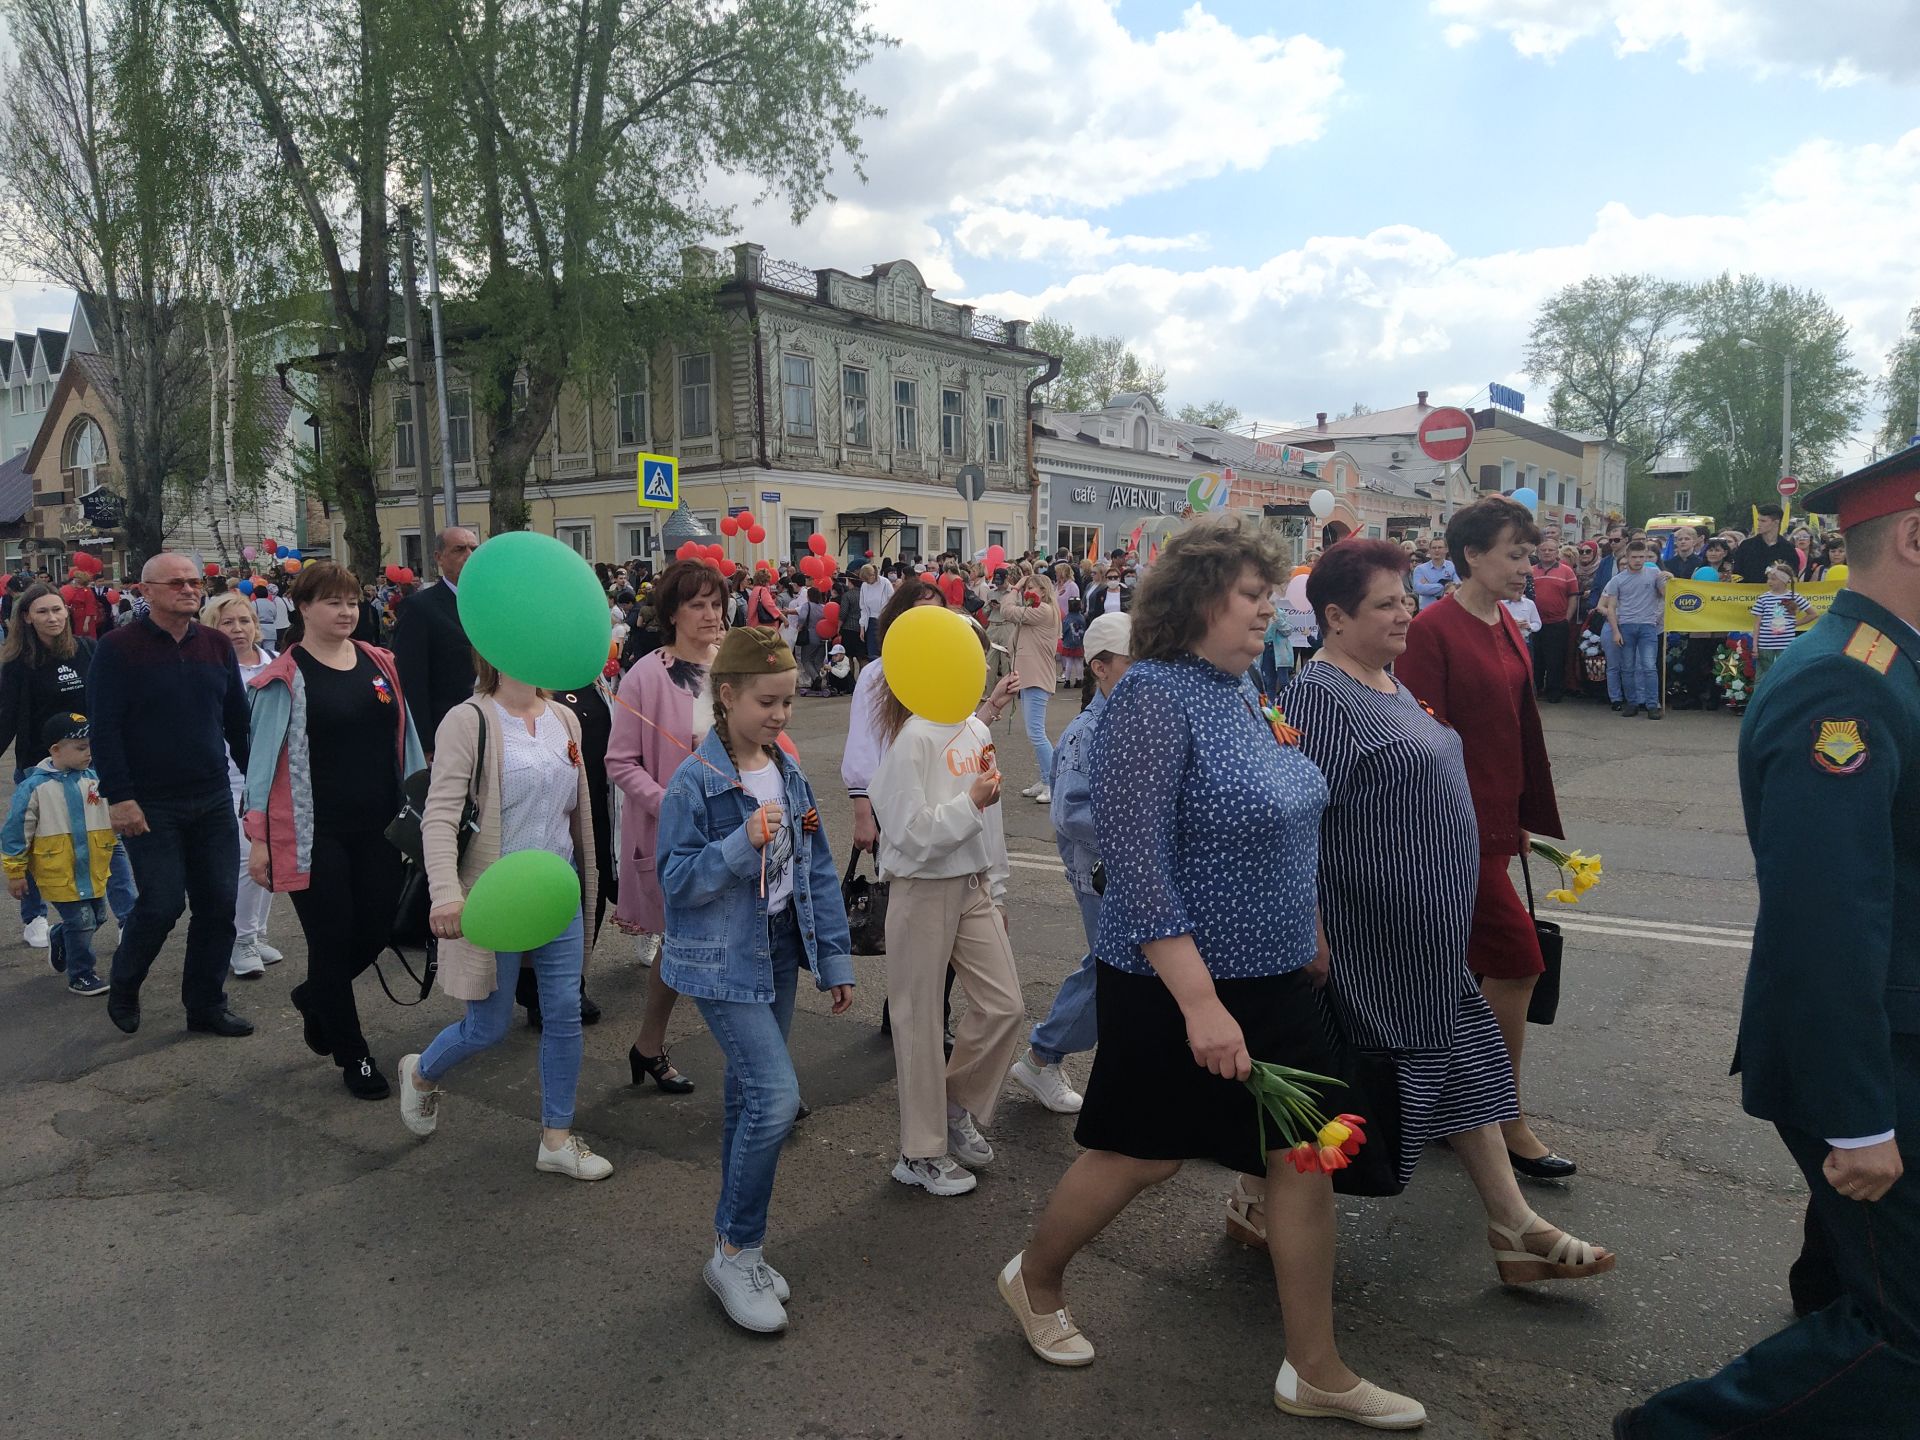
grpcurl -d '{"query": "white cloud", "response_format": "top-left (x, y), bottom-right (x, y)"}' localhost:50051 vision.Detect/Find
top-left (960, 128), bottom-right (1920, 463)
top-left (1442, 22), bottom-right (1480, 47)
top-left (951, 208), bottom-right (1205, 266)
top-left (1430, 0), bottom-right (1920, 82)
top-left (716, 1), bottom-right (1341, 282)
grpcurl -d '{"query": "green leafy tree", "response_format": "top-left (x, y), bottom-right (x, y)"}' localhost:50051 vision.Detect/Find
top-left (1877, 305), bottom-right (1920, 454)
top-left (419, 0), bottom-right (887, 534)
top-left (1177, 399), bottom-right (1240, 428)
top-left (0, 0), bottom-right (228, 566)
top-left (1527, 273), bottom-right (1691, 466)
top-left (1031, 316), bottom-right (1167, 412)
top-left (1669, 273), bottom-right (1866, 517)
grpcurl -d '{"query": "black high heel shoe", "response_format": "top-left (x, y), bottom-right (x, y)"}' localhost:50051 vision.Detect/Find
top-left (629, 1045), bottom-right (695, 1093)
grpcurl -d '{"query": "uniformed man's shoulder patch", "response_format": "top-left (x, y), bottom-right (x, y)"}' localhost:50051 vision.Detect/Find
top-left (1842, 623), bottom-right (1897, 674)
top-left (1812, 719), bottom-right (1870, 775)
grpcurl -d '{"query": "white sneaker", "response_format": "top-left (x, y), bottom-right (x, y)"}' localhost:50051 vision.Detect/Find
top-left (891, 1153), bottom-right (978, 1195)
top-left (703, 1240), bottom-right (788, 1333)
top-left (1032, 786), bottom-right (1051, 804)
top-left (1011, 1058), bottom-right (1084, 1114)
top-left (253, 938), bottom-right (285, 964)
top-left (536, 1133), bottom-right (613, 1181)
top-left (230, 938), bottom-right (265, 977)
top-left (23, 916), bottom-right (49, 949)
top-left (946, 1111), bottom-right (995, 1168)
top-left (1020, 782), bottom-right (1042, 798)
top-left (397, 1054), bottom-right (440, 1137)
top-left (636, 932), bottom-right (661, 968)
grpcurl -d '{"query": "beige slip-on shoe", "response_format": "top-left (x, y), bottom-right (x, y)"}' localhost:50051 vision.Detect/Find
top-left (997, 1253), bottom-right (1095, 1367)
top-left (1274, 1361), bottom-right (1426, 1430)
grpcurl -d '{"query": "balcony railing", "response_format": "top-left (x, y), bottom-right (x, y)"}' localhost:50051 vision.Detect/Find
top-left (971, 313), bottom-right (1010, 343)
top-left (760, 256), bottom-right (818, 298)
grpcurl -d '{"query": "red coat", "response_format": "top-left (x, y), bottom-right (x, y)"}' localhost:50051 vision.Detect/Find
top-left (1397, 594), bottom-right (1563, 855)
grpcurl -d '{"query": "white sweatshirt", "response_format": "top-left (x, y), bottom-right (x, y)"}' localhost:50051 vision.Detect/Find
top-left (841, 659), bottom-right (890, 799)
top-left (871, 714), bottom-right (1008, 902)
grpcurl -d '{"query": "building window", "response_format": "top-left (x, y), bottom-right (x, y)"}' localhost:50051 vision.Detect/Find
top-left (32, 382), bottom-right (48, 410)
top-left (617, 521), bottom-right (654, 561)
top-left (556, 521), bottom-right (595, 560)
top-left (945, 525), bottom-right (967, 556)
top-left (445, 385), bottom-right (472, 465)
top-left (400, 532), bottom-right (424, 575)
top-left (1500, 458), bottom-right (1516, 491)
top-left (845, 528), bottom-right (871, 561)
top-left (680, 354), bottom-right (713, 438)
top-left (788, 515), bottom-right (819, 565)
top-left (842, 367), bottom-right (869, 447)
top-left (898, 523), bottom-right (922, 561)
top-left (782, 355), bottom-right (816, 439)
top-left (940, 388), bottom-right (964, 458)
top-left (393, 391), bottom-right (416, 470)
top-left (10, 387), bottom-right (22, 416)
top-left (616, 376), bottom-right (649, 449)
top-left (894, 379), bottom-right (918, 452)
top-left (1056, 522), bottom-right (1101, 561)
top-left (1673, 489), bottom-right (1692, 513)
top-left (985, 395), bottom-right (1007, 464)
top-left (987, 527), bottom-right (1008, 554)
top-left (62, 416), bottom-right (108, 491)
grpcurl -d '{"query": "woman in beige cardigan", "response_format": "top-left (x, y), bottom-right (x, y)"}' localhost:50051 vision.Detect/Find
top-left (1004, 570), bottom-right (1062, 803)
top-left (395, 659), bottom-right (610, 1180)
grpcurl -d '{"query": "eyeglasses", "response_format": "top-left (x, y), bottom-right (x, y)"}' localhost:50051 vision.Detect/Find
top-left (149, 578), bottom-right (206, 592)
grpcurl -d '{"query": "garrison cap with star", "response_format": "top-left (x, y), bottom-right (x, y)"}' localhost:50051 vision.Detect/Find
top-left (713, 624), bottom-right (796, 673)
top-left (1801, 443), bottom-right (1920, 530)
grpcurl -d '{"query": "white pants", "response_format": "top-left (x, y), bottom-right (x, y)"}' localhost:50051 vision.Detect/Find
top-left (229, 774), bottom-right (274, 943)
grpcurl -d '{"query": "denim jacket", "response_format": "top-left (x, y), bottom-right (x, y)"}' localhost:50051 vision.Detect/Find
top-left (1048, 691), bottom-right (1105, 896)
top-left (656, 729), bottom-right (855, 1003)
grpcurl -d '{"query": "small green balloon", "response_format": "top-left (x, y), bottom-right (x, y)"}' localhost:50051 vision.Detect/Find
top-left (460, 849), bottom-right (581, 953)
top-left (457, 531), bottom-right (611, 689)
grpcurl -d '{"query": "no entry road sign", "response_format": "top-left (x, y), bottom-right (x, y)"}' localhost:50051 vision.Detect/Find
top-left (1417, 407), bottom-right (1476, 464)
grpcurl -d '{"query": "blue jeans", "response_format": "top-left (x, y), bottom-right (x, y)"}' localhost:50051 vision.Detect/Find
top-left (692, 907), bottom-right (804, 1249)
top-left (419, 912), bottom-right (585, 1128)
top-left (110, 785), bottom-right (238, 1016)
top-left (51, 897), bottom-right (107, 978)
top-left (1030, 889), bottom-right (1101, 1066)
top-left (864, 618), bottom-right (880, 660)
top-left (1021, 686), bottom-right (1054, 783)
top-left (1619, 621), bottom-right (1660, 708)
top-left (1599, 624), bottom-right (1624, 701)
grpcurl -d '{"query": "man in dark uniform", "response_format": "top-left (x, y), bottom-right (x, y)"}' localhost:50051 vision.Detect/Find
top-left (392, 526), bottom-right (478, 755)
top-left (1618, 450), bottom-right (1920, 1436)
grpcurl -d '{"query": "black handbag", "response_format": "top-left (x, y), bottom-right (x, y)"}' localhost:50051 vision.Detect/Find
top-left (841, 847), bottom-right (889, 956)
top-left (384, 708), bottom-right (487, 868)
top-left (1314, 990), bottom-right (1407, 1198)
top-left (1522, 854), bottom-right (1564, 1025)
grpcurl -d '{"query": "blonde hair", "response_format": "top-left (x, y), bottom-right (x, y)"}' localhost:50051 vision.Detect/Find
top-left (710, 667), bottom-right (791, 775)
top-left (200, 591), bottom-right (261, 639)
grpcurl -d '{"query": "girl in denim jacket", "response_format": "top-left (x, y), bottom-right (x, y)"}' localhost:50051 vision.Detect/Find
top-left (656, 626), bottom-right (855, 1336)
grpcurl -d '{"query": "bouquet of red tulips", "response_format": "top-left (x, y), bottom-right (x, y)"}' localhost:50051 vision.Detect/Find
top-left (1245, 1060), bottom-right (1369, 1175)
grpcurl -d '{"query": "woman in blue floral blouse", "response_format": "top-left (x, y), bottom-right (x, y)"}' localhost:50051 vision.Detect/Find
top-left (995, 515), bottom-right (1426, 1431)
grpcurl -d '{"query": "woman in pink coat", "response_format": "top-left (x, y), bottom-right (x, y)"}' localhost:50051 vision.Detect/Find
top-left (607, 558), bottom-right (728, 1091)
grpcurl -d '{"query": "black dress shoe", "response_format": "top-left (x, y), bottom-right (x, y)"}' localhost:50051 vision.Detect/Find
top-left (107, 989), bottom-right (139, 1034)
top-left (1509, 1148), bottom-right (1578, 1181)
top-left (1612, 1404), bottom-right (1651, 1439)
top-left (289, 985), bottom-right (326, 1055)
top-left (186, 1008), bottom-right (255, 1038)
top-left (342, 1055), bottom-right (390, 1100)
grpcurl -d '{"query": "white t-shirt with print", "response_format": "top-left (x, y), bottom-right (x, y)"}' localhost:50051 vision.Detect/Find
top-left (737, 758), bottom-right (793, 913)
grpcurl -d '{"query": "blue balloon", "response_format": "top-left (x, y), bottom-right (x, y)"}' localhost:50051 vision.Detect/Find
top-left (238, 579), bottom-right (255, 595)
top-left (284, 548), bottom-right (300, 561)
top-left (1510, 488), bottom-right (1538, 511)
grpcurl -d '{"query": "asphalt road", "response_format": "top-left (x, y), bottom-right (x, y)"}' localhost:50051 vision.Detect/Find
top-left (1, 687), bottom-right (1801, 1439)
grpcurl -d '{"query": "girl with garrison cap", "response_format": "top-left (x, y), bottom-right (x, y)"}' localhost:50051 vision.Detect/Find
top-left (655, 626), bottom-right (855, 1336)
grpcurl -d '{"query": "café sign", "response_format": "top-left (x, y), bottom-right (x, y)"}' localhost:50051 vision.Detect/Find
top-left (1068, 483), bottom-right (1182, 514)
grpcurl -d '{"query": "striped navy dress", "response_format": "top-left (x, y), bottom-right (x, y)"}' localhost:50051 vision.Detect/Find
top-left (1285, 659), bottom-right (1519, 1184)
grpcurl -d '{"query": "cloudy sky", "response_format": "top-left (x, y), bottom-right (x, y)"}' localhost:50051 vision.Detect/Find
top-left (7, 0), bottom-right (1916, 462)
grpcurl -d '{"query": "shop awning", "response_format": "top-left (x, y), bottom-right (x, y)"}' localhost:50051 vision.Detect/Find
top-left (1263, 502), bottom-right (1313, 517)
top-left (837, 507), bottom-right (910, 556)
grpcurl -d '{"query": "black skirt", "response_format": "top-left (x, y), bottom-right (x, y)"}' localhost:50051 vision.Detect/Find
top-left (1075, 963), bottom-right (1345, 1177)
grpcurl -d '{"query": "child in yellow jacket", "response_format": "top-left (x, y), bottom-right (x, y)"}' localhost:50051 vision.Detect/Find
top-left (2, 713), bottom-right (119, 995)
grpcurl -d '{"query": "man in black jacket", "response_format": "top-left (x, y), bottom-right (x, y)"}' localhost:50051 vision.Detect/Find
top-left (1732, 504), bottom-right (1800, 583)
top-left (393, 527), bottom-right (479, 756)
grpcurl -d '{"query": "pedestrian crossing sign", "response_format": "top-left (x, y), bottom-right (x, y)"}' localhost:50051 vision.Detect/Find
top-left (637, 453), bottom-right (678, 510)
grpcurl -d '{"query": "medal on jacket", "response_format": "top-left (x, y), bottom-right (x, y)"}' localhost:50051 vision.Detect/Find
top-left (371, 676), bottom-right (393, 705)
top-left (1256, 695), bottom-right (1301, 747)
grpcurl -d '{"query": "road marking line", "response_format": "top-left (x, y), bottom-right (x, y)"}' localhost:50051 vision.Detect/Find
top-left (1556, 913), bottom-right (1752, 939)
top-left (1556, 921), bottom-right (1751, 951)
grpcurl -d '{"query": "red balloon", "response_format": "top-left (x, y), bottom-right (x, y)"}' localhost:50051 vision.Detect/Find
top-left (676, 541), bottom-right (700, 561)
top-left (204, 561), bottom-right (220, 577)
top-left (737, 512), bottom-right (756, 531)
top-left (984, 545), bottom-right (1006, 570)
top-left (105, 588), bottom-right (119, 605)
top-left (747, 524), bottom-right (767, 545)
top-left (398, 567), bottom-right (415, 584)
top-left (864, 550), bottom-right (874, 559)
top-left (385, 564), bottom-right (403, 583)
top-left (263, 538), bottom-right (278, 554)
top-left (815, 618), bottom-right (836, 638)
top-left (720, 515), bottom-right (739, 537)
top-left (716, 557), bottom-right (737, 578)
top-left (806, 533), bottom-right (827, 556)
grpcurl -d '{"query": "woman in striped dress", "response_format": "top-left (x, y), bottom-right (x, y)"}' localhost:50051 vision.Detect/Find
top-left (1227, 540), bottom-right (1615, 1287)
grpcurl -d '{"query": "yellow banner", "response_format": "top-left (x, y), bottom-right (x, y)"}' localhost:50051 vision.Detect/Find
top-left (1662, 578), bottom-right (1840, 635)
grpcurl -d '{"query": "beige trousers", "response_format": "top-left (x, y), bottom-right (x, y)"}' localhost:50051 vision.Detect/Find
top-left (885, 873), bottom-right (1023, 1159)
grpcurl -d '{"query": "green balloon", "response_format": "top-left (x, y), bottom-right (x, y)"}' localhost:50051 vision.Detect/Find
top-left (457, 531), bottom-right (611, 689)
top-left (460, 849), bottom-right (582, 953)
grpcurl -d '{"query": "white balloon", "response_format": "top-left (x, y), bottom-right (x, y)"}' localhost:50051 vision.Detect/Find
top-left (1308, 489), bottom-right (1336, 518)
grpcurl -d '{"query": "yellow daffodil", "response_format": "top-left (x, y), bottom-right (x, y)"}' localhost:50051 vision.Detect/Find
top-left (1546, 887), bottom-right (1579, 904)
top-left (1572, 870), bottom-right (1598, 894)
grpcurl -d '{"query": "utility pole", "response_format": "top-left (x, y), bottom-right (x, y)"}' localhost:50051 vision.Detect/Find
top-left (1780, 353), bottom-right (1794, 482)
top-left (397, 208), bottom-right (439, 581)
top-left (422, 167), bottom-right (459, 528)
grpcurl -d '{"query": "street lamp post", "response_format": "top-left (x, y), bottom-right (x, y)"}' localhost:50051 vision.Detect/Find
top-left (1738, 337), bottom-right (1793, 483)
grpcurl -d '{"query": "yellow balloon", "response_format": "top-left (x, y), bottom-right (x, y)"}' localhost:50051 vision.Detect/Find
top-left (1825, 563), bottom-right (1849, 585)
top-left (882, 604), bottom-right (986, 724)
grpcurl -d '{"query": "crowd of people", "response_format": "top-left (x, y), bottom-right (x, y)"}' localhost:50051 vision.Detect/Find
top-left (5, 470), bottom-right (1910, 1433)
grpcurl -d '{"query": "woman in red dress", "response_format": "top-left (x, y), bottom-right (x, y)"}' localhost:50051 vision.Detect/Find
top-left (1398, 496), bottom-right (1575, 1180)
